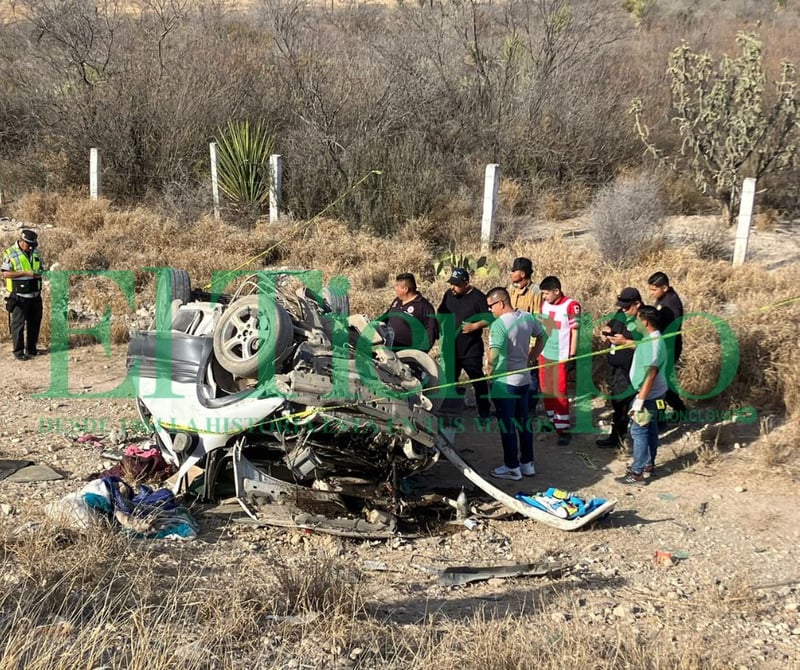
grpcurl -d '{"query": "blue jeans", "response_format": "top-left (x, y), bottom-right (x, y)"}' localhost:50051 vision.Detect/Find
top-left (491, 381), bottom-right (532, 468)
top-left (629, 397), bottom-right (662, 474)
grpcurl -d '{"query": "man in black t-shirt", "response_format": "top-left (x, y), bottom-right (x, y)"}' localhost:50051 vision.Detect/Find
top-left (438, 268), bottom-right (491, 420)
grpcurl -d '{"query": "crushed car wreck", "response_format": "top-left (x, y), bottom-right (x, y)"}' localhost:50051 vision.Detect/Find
top-left (126, 269), bottom-right (616, 537)
top-left (126, 269), bottom-right (451, 538)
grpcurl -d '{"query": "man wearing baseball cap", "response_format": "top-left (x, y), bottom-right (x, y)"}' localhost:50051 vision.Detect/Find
top-left (2, 229), bottom-right (45, 360)
top-left (597, 287), bottom-right (643, 448)
top-left (438, 267), bottom-right (491, 420)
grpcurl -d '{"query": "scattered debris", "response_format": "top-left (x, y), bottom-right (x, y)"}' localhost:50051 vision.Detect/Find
top-left (654, 550), bottom-right (675, 567)
top-left (2, 463), bottom-right (63, 483)
top-left (438, 559), bottom-right (569, 587)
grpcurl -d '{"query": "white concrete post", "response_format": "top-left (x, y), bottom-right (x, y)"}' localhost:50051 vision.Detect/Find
top-left (89, 148), bottom-right (102, 200)
top-left (269, 154), bottom-right (283, 223)
top-left (732, 177), bottom-right (756, 267)
top-left (480, 163), bottom-right (500, 252)
top-left (209, 142), bottom-right (221, 220)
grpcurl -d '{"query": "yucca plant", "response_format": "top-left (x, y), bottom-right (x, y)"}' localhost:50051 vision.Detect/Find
top-left (214, 119), bottom-right (275, 219)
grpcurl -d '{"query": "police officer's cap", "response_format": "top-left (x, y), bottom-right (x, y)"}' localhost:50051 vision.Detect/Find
top-left (20, 229), bottom-right (38, 247)
top-left (615, 287), bottom-right (642, 307)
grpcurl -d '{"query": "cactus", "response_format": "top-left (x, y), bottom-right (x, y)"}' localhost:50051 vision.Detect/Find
top-left (630, 33), bottom-right (800, 225)
top-left (434, 241), bottom-right (500, 278)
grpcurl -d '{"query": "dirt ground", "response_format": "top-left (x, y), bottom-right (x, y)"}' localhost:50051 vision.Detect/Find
top-left (0, 214), bottom-right (799, 666)
top-left (0, 341), bottom-right (798, 666)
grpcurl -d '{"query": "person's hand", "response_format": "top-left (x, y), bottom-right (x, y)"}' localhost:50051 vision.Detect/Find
top-left (461, 322), bottom-right (478, 334)
top-left (630, 397), bottom-right (644, 413)
top-left (608, 333), bottom-right (626, 346)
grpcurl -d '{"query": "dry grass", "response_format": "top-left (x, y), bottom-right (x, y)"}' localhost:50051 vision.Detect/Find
top-left (0, 509), bottom-right (770, 670)
top-left (3, 190), bottom-right (798, 474)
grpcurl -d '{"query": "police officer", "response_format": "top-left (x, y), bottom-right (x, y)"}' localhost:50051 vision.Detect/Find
top-left (2, 229), bottom-right (44, 360)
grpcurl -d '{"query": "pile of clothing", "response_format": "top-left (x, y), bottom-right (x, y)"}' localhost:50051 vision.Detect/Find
top-left (47, 476), bottom-right (198, 540)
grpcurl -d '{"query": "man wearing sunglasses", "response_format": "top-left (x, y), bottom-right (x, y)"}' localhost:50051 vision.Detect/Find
top-left (485, 287), bottom-right (547, 481)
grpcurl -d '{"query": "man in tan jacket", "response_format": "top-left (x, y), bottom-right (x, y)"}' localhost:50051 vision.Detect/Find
top-left (508, 257), bottom-right (543, 416)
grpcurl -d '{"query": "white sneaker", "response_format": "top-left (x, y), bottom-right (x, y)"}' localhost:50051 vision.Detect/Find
top-left (491, 465), bottom-right (522, 481)
top-left (520, 462), bottom-right (536, 476)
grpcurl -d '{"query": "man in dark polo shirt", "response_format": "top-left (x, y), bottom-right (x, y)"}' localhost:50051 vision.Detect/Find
top-left (438, 267), bottom-right (491, 420)
top-left (380, 272), bottom-right (438, 352)
top-left (647, 271), bottom-right (687, 416)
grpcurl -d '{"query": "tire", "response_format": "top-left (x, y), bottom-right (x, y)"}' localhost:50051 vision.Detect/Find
top-left (213, 294), bottom-right (295, 378)
top-left (168, 268), bottom-right (191, 305)
top-left (323, 286), bottom-right (350, 316)
top-left (396, 349), bottom-right (443, 413)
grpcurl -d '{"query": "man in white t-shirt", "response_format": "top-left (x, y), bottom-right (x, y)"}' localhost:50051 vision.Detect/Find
top-left (617, 305), bottom-right (667, 486)
top-left (538, 275), bottom-right (581, 446)
top-left (486, 287), bottom-right (547, 481)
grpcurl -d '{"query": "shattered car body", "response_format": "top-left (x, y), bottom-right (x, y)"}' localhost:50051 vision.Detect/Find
top-left (126, 270), bottom-right (450, 537)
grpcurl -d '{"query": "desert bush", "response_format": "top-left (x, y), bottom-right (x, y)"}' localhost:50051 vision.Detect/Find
top-left (589, 173), bottom-right (666, 266)
top-left (686, 224), bottom-right (730, 261)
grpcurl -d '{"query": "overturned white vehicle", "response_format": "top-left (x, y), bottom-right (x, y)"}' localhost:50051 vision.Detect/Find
top-left (126, 270), bottom-right (449, 536)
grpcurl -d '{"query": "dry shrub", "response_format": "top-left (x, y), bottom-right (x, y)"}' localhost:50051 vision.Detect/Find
top-left (660, 172), bottom-right (718, 215)
top-left (753, 207), bottom-right (780, 231)
top-left (685, 224), bottom-right (730, 261)
top-left (404, 215), bottom-right (472, 252)
top-left (755, 419), bottom-right (800, 474)
top-left (536, 191), bottom-right (569, 221)
top-left (271, 555), bottom-right (363, 618)
top-left (589, 173), bottom-right (666, 266)
top-left (498, 177), bottom-right (526, 215)
top-left (9, 191), bottom-right (61, 224)
top-left (55, 195), bottom-right (111, 234)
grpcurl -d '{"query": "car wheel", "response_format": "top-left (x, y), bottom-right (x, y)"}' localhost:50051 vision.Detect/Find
top-left (168, 268), bottom-right (191, 305)
top-left (396, 349), bottom-right (443, 413)
top-left (213, 294), bottom-right (294, 377)
top-left (323, 286), bottom-right (350, 316)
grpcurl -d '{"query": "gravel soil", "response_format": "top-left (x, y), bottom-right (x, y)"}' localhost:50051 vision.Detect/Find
top-left (0, 344), bottom-right (798, 667)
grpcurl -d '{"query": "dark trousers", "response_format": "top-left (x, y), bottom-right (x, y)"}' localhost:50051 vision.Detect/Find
top-left (611, 397), bottom-right (632, 441)
top-left (10, 296), bottom-right (42, 355)
top-left (492, 381), bottom-right (533, 468)
top-left (664, 388), bottom-right (686, 414)
top-left (609, 367), bottom-right (634, 443)
top-left (455, 356), bottom-right (491, 419)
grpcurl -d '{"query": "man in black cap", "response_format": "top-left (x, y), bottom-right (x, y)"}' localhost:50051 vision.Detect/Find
top-left (508, 257), bottom-right (540, 315)
top-left (597, 287), bottom-right (643, 448)
top-left (438, 267), bottom-right (491, 420)
top-left (2, 229), bottom-right (45, 360)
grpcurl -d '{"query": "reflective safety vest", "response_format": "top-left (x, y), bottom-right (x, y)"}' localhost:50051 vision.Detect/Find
top-left (4, 244), bottom-right (42, 295)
